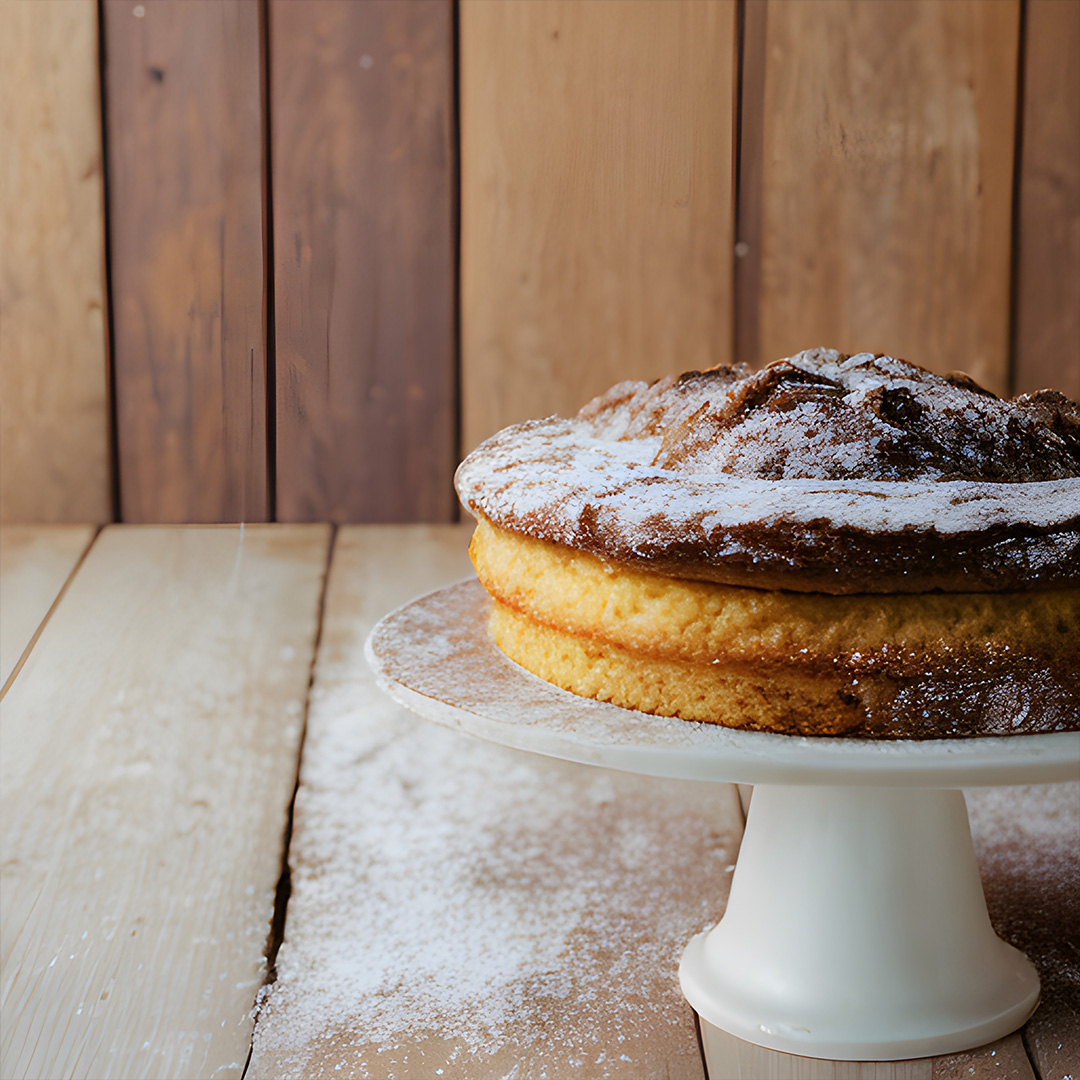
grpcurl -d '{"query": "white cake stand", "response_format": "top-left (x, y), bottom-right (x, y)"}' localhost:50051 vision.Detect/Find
top-left (365, 580), bottom-right (1080, 1064)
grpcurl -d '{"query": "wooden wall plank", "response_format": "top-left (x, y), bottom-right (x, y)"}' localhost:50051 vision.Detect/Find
top-left (271, 1), bottom-right (456, 523)
top-left (248, 525), bottom-right (743, 1078)
top-left (103, 0), bottom-right (269, 523)
top-left (460, 0), bottom-right (737, 453)
top-left (733, 0), bottom-right (768, 373)
top-left (0, 525), bottom-right (96, 687)
top-left (0, 0), bottom-right (111, 524)
top-left (754, 0), bottom-right (1020, 393)
top-left (0, 524), bottom-right (329, 1079)
top-left (1013, 0), bottom-right (1080, 399)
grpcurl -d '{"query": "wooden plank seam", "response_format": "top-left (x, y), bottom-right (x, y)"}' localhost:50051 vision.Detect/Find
top-left (257, 525), bottom-right (338, 994)
top-left (258, 0), bottom-right (277, 524)
top-left (0, 526), bottom-right (101, 700)
top-left (97, 0), bottom-right (121, 526)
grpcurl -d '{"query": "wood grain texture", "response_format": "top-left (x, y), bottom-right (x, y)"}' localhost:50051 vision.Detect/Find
top-left (0, 525), bottom-right (96, 687)
top-left (702, 1030), bottom-right (933, 1080)
top-left (1012, 0), bottom-right (1080, 399)
top-left (248, 525), bottom-right (743, 1079)
top-left (271, 1), bottom-right (456, 523)
top-left (755, 0), bottom-right (1020, 393)
top-left (932, 1034), bottom-right (1034, 1080)
top-left (0, 0), bottom-right (110, 524)
top-left (967, 783), bottom-right (1080, 1080)
top-left (0, 524), bottom-right (329, 1079)
top-left (702, 1031), bottom-right (1033, 1080)
top-left (460, 0), bottom-right (737, 453)
top-left (733, 0), bottom-right (767, 372)
top-left (104, 0), bottom-right (268, 523)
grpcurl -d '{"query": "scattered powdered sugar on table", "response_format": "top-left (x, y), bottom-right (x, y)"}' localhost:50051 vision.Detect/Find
top-left (246, 514), bottom-right (1077, 1079)
top-left (966, 781), bottom-right (1080, 1074)
top-left (249, 650), bottom-right (741, 1079)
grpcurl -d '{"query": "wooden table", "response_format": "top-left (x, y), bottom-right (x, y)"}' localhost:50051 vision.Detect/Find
top-left (1, 524), bottom-right (1076, 1080)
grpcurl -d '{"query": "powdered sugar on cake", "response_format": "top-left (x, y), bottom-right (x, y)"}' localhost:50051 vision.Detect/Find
top-left (456, 350), bottom-right (1080, 593)
top-left (458, 419), bottom-right (1076, 536)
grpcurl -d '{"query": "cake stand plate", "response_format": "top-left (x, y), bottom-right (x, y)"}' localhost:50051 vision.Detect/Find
top-left (365, 581), bottom-right (1080, 1062)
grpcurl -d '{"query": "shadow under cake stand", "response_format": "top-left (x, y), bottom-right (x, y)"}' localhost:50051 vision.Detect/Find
top-left (364, 580), bottom-right (1080, 1064)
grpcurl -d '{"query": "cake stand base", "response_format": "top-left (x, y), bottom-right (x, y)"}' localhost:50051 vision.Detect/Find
top-left (679, 784), bottom-right (1040, 1062)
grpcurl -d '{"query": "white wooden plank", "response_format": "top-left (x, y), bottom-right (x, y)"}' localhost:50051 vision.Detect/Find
top-left (248, 524), bottom-right (745, 1079)
top-left (0, 524), bottom-right (330, 1080)
top-left (0, 525), bottom-right (96, 686)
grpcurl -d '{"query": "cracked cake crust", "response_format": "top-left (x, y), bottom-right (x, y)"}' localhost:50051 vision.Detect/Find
top-left (456, 349), bottom-right (1080, 595)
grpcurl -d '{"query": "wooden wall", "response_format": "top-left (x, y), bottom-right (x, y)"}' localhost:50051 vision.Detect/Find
top-left (750, 0), bottom-right (1020, 395)
top-left (460, 0), bottom-right (736, 450)
top-left (104, 0), bottom-right (269, 523)
top-left (1, 0), bottom-right (1077, 525)
top-left (271, 0), bottom-right (456, 524)
top-left (0, 0), bottom-right (111, 523)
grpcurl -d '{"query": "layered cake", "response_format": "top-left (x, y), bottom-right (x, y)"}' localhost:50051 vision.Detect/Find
top-left (455, 349), bottom-right (1080, 738)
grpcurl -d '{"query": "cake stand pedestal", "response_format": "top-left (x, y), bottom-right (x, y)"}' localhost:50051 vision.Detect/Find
top-left (365, 580), bottom-right (1080, 1064)
top-left (680, 784), bottom-right (1038, 1061)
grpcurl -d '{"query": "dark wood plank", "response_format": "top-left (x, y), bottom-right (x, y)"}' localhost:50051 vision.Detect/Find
top-left (271, 0), bottom-right (456, 523)
top-left (754, 0), bottom-right (1020, 393)
top-left (1012, 0), bottom-right (1080, 399)
top-left (104, 0), bottom-right (269, 523)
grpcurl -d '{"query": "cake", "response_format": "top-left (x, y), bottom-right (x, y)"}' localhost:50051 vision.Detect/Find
top-left (455, 349), bottom-right (1080, 738)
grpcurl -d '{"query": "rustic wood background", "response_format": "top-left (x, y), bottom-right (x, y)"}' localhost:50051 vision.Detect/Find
top-left (1, 0), bottom-right (1078, 525)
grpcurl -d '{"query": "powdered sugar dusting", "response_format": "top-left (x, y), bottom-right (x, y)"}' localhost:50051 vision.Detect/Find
top-left (966, 782), bottom-right (1080, 1072)
top-left (455, 350), bottom-right (1080, 593)
top-left (253, 703), bottom-right (735, 1078)
top-left (248, 555), bottom-right (741, 1079)
top-left (582, 350), bottom-right (1080, 484)
top-left (458, 419), bottom-right (1077, 536)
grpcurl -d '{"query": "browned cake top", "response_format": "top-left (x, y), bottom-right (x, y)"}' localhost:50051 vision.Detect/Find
top-left (456, 349), bottom-right (1080, 594)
